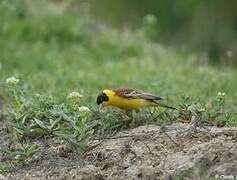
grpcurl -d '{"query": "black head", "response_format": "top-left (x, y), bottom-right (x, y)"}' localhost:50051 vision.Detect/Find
top-left (96, 92), bottom-right (109, 105)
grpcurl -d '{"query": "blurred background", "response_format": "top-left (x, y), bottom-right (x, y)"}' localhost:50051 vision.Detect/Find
top-left (91, 0), bottom-right (237, 65)
top-left (1, 0), bottom-right (237, 65)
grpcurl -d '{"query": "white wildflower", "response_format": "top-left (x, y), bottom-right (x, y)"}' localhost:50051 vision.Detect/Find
top-left (67, 92), bottom-right (83, 99)
top-left (6, 76), bottom-right (19, 85)
top-left (218, 92), bottom-right (226, 97)
top-left (78, 106), bottom-right (90, 112)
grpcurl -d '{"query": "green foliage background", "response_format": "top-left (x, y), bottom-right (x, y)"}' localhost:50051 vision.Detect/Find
top-left (90, 0), bottom-right (237, 64)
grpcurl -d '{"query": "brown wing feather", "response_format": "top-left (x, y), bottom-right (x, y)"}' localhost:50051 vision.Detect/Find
top-left (113, 88), bottom-right (163, 101)
top-left (113, 87), bottom-right (135, 96)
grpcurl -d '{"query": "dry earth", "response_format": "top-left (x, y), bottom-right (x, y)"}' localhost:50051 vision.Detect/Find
top-left (1, 122), bottom-right (237, 180)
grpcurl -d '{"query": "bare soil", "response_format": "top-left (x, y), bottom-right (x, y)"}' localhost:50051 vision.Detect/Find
top-left (1, 122), bottom-right (237, 180)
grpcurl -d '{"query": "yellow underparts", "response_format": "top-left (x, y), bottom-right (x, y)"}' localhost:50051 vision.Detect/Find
top-left (111, 96), bottom-right (155, 109)
top-left (102, 90), bottom-right (156, 109)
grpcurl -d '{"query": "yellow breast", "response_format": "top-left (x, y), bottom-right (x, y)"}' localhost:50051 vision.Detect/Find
top-left (110, 95), bottom-right (154, 109)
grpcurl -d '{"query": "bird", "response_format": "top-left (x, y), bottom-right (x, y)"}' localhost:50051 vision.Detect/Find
top-left (96, 87), bottom-right (176, 110)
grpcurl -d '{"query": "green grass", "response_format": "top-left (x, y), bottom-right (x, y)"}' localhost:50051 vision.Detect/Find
top-left (0, 0), bottom-right (237, 172)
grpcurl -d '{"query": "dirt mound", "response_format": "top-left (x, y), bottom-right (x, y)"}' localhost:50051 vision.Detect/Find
top-left (4, 123), bottom-right (237, 179)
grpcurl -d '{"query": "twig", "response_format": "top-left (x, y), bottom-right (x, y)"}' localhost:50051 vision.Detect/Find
top-left (95, 134), bottom-right (137, 140)
top-left (82, 141), bottom-right (103, 158)
top-left (143, 141), bottom-right (155, 156)
top-left (163, 131), bottom-right (180, 147)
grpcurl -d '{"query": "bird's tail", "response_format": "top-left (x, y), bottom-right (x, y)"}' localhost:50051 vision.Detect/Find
top-left (154, 102), bottom-right (177, 110)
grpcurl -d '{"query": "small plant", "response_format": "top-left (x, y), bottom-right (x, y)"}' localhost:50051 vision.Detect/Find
top-left (67, 91), bottom-right (83, 111)
top-left (177, 92), bottom-right (236, 126)
top-left (0, 143), bottom-right (38, 163)
top-left (62, 105), bottom-right (91, 156)
top-left (204, 92), bottom-right (227, 126)
top-left (178, 95), bottom-right (196, 122)
top-left (179, 102), bottom-right (204, 124)
top-left (0, 163), bottom-right (11, 174)
top-left (90, 109), bottom-right (132, 137)
top-left (4, 78), bottom-right (93, 159)
top-left (6, 76), bottom-right (21, 111)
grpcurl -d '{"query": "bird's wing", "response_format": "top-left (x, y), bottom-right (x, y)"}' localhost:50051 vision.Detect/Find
top-left (114, 88), bottom-right (163, 100)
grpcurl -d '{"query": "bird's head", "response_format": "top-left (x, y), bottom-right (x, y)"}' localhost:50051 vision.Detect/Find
top-left (96, 89), bottom-right (115, 109)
